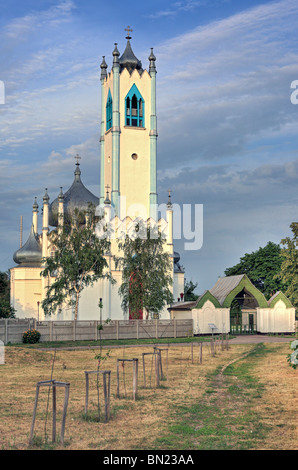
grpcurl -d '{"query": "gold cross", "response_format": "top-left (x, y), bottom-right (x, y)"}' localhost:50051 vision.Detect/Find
top-left (75, 154), bottom-right (81, 165)
top-left (125, 26), bottom-right (133, 38)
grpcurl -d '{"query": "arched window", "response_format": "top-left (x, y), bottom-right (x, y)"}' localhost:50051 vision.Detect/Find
top-left (125, 84), bottom-right (144, 128)
top-left (106, 89), bottom-right (112, 131)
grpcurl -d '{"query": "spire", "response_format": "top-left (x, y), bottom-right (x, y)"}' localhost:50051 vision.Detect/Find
top-left (167, 189), bottom-right (173, 209)
top-left (74, 154), bottom-right (81, 181)
top-left (43, 188), bottom-right (49, 204)
top-left (104, 184), bottom-right (111, 205)
top-left (119, 27), bottom-right (143, 74)
top-left (32, 197), bottom-right (39, 212)
top-left (58, 187), bottom-right (64, 202)
top-left (100, 55), bottom-right (107, 80)
top-left (113, 43), bottom-right (120, 66)
top-left (149, 48), bottom-right (156, 73)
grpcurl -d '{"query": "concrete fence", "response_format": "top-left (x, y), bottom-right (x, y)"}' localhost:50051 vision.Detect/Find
top-left (0, 318), bottom-right (194, 345)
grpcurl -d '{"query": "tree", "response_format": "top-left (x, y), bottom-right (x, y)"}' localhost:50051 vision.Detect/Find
top-left (0, 271), bottom-right (16, 318)
top-left (184, 279), bottom-right (199, 301)
top-left (41, 208), bottom-right (114, 320)
top-left (116, 220), bottom-right (174, 319)
top-left (280, 222), bottom-right (298, 310)
top-left (224, 241), bottom-right (288, 299)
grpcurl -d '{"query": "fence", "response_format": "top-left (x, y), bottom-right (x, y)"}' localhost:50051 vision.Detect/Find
top-left (0, 318), bottom-right (194, 345)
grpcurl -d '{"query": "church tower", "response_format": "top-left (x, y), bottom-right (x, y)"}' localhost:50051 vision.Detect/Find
top-left (99, 27), bottom-right (158, 221)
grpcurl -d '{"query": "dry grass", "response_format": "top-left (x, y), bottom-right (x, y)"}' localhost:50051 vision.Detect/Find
top-left (0, 340), bottom-right (297, 450)
top-left (249, 342), bottom-right (298, 450)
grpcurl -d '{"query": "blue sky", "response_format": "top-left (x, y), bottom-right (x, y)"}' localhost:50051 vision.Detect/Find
top-left (0, 0), bottom-right (298, 296)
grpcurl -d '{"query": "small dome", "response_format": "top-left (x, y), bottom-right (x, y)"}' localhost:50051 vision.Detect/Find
top-left (48, 162), bottom-right (99, 226)
top-left (13, 224), bottom-right (42, 266)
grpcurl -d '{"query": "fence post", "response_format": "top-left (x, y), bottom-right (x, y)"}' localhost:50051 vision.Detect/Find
top-left (174, 319), bottom-right (177, 338)
top-left (50, 321), bottom-right (53, 342)
top-left (156, 319), bottom-right (158, 339)
top-left (132, 358), bottom-right (138, 400)
top-left (5, 319), bottom-right (8, 345)
top-left (73, 320), bottom-right (76, 342)
top-left (94, 321), bottom-right (98, 341)
top-left (136, 320), bottom-right (139, 340)
top-left (116, 320), bottom-right (119, 340)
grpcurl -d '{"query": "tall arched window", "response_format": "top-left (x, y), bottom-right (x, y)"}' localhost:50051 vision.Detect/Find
top-left (125, 84), bottom-right (144, 128)
top-left (106, 89), bottom-right (112, 131)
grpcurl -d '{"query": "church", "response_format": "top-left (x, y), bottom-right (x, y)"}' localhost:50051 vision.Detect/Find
top-left (10, 29), bottom-right (185, 321)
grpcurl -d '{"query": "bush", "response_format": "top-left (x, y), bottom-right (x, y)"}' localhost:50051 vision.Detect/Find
top-left (22, 329), bottom-right (41, 344)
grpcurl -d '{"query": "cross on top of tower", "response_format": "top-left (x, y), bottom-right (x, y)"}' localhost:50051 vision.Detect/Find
top-left (104, 184), bottom-right (111, 205)
top-left (167, 188), bottom-right (172, 208)
top-left (75, 154), bottom-right (81, 165)
top-left (125, 26), bottom-right (133, 40)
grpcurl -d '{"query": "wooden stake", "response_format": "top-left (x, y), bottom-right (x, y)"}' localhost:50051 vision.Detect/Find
top-left (52, 384), bottom-right (56, 443)
top-left (60, 384), bottom-right (70, 445)
top-left (29, 380), bottom-right (70, 446)
top-left (29, 384), bottom-right (40, 444)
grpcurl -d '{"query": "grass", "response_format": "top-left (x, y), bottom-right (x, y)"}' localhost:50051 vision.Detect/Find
top-left (0, 340), bottom-right (297, 450)
top-left (7, 335), bottom-right (216, 350)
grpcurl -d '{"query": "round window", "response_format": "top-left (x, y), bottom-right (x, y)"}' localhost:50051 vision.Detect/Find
top-left (131, 153), bottom-right (138, 160)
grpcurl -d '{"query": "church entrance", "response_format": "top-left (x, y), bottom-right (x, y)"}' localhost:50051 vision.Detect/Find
top-left (230, 288), bottom-right (257, 334)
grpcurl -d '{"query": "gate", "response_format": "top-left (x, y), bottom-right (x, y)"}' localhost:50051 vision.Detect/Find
top-left (230, 323), bottom-right (257, 335)
top-left (230, 310), bottom-right (257, 335)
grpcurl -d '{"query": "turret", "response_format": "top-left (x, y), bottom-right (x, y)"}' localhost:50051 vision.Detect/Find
top-left (42, 188), bottom-right (49, 259)
top-left (32, 197), bottom-right (39, 234)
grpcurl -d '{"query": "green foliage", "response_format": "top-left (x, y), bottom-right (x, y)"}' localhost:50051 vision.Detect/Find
top-left (41, 207), bottom-right (114, 319)
top-left (0, 271), bottom-right (16, 318)
top-left (116, 220), bottom-right (174, 319)
top-left (22, 329), bottom-right (41, 344)
top-left (230, 298), bottom-right (242, 325)
top-left (280, 222), bottom-right (298, 310)
top-left (0, 298), bottom-right (16, 319)
top-left (224, 241), bottom-right (288, 299)
top-left (184, 279), bottom-right (199, 301)
top-left (288, 339), bottom-right (298, 370)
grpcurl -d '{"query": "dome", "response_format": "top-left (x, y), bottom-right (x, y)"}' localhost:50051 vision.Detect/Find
top-left (49, 162), bottom-right (99, 227)
top-left (174, 251), bottom-right (184, 273)
top-left (119, 39), bottom-right (143, 75)
top-left (13, 224), bottom-right (42, 266)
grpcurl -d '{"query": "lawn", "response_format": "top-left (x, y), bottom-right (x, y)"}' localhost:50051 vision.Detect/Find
top-left (0, 339), bottom-right (296, 450)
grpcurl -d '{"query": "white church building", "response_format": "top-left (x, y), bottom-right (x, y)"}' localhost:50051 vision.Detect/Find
top-left (10, 31), bottom-right (185, 322)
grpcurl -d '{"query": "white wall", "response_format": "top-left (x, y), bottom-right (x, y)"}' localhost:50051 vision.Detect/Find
top-left (192, 300), bottom-right (230, 334)
top-left (257, 300), bottom-right (295, 333)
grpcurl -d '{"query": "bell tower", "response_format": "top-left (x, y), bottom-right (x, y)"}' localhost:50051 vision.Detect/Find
top-left (99, 28), bottom-right (158, 220)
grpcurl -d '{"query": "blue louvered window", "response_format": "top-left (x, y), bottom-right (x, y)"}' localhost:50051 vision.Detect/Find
top-left (106, 89), bottom-right (112, 131)
top-left (125, 84), bottom-right (144, 128)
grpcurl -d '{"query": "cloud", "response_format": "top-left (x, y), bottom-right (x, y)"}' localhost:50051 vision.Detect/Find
top-left (147, 0), bottom-right (208, 19)
top-left (153, 0), bottom-right (298, 174)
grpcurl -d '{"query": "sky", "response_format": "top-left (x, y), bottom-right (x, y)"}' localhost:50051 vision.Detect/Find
top-left (0, 0), bottom-right (298, 297)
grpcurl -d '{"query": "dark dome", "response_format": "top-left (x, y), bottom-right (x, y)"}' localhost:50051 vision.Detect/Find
top-left (119, 39), bottom-right (143, 74)
top-left (49, 163), bottom-right (99, 227)
top-left (13, 224), bottom-right (42, 266)
top-left (174, 251), bottom-right (184, 273)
